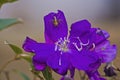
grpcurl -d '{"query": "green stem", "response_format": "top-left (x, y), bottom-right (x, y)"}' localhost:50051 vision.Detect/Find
top-left (0, 59), bottom-right (15, 75)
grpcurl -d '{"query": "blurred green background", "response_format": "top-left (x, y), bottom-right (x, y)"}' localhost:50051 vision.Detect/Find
top-left (0, 0), bottom-right (120, 80)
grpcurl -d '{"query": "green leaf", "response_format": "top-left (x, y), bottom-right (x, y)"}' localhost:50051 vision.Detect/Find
top-left (4, 41), bottom-right (23, 54)
top-left (42, 67), bottom-right (53, 80)
top-left (0, 18), bottom-right (20, 30)
top-left (9, 44), bottom-right (23, 54)
top-left (13, 70), bottom-right (30, 80)
top-left (0, 0), bottom-right (17, 8)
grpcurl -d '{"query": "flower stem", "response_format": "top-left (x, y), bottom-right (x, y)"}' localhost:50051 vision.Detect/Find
top-left (0, 59), bottom-right (15, 75)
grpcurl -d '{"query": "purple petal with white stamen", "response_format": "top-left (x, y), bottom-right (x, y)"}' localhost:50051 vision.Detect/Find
top-left (22, 10), bottom-right (117, 80)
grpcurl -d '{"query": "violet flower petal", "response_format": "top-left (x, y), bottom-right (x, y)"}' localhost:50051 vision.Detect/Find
top-left (95, 40), bottom-right (117, 63)
top-left (47, 51), bottom-right (70, 75)
top-left (44, 10), bottom-right (68, 43)
top-left (102, 30), bottom-right (110, 39)
top-left (70, 50), bottom-right (99, 70)
top-left (91, 28), bottom-right (109, 45)
top-left (23, 37), bottom-right (37, 52)
top-left (33, 55), bottom-right (47, 70)
top-left (70, 20), bottom-right (91, 38)
top-left (23, 37), bottom-right (55, 54)
top-left (23, 37), bottom-right (55, 70)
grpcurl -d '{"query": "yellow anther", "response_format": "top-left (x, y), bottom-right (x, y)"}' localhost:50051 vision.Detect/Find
top-left (53, 16), bottom-right (59, 26)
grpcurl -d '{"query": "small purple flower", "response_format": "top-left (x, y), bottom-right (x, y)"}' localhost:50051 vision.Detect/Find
top-left (23, 10), bottom-right (98, 75)
top-left (23, 10), bottom-right (117, 80)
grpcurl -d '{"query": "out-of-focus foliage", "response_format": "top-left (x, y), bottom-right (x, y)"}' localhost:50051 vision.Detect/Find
top-left (0, 18), bottom-right (20, 31)
top-left (5, 41), bottom-right (32, 63)
top-left (13, 70), bottom-right (30, 80)
top-left (0, 0), bottom-right (17, 7)
top-left (0, 0), bottom-right (19, 31)
top-left (4, 41), bottom-right (23, 54)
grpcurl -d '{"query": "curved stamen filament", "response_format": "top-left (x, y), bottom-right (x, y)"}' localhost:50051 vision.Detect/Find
top-left (73, 43), bottom-right (83, 51)
top-left (71, 37), bottom-right (90, 51)
top-left (76, 37), bottom-right (89, 46)
top-left (90, 43), bottom-right (96, 51)
top-left (92, 43), bottom-right (95, 49)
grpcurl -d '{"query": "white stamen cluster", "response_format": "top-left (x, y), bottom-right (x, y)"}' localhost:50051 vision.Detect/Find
top-left (55, 37), bottom-right (70, 66)
top-left (55, 37), bottom-right (70, 52)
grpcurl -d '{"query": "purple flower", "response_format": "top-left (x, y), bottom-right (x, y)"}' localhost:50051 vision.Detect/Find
top-left (23, 10), bottom-right (117, 80)
top-left (23, 10), bottom-right (99, 77)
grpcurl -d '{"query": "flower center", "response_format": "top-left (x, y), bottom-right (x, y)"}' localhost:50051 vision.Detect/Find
top-left (55, 37), bottom-right (70, 52)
